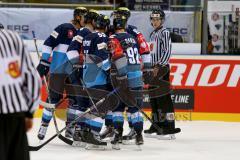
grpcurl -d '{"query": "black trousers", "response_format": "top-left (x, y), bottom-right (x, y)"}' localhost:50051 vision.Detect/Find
top-left (150, 64), bottom-right (175, 129)
top-left (0, 114), bottom-right (30, 160)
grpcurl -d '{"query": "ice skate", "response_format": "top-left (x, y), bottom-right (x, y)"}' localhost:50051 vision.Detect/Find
top-left (83, 129), bottom-right (109, 150)
top-left (156, 128), bottom-right (181, 140)
top-left (72, 127), bottom-right (86, 147)
top-left (100, 125), bottom-right (114, 140)
top-left (144, 125), bottom-right (158, 138)
top-left (135, 133), bottom-right (144, 151)
top-left (122, 128), bottom-right (137, 145)
top-left (111, 128), bottom-right (123, 150)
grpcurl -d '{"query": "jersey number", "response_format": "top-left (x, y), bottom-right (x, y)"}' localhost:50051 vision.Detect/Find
top-left (126, 47), bottom-right (140, 64)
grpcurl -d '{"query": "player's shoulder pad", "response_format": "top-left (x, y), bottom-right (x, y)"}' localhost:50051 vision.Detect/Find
top-left (127, 25), bottom-right (141, 36)
top-left (127, 24), bottom-right (138, 30)
top-left (58, 23), bottom-right (75, 30)
top-left (79, 27), bottom-right (91, 33)
top-left (51, 23), bottom-right (74, 39)
top-left (74, 27), bottom-right (91, 43)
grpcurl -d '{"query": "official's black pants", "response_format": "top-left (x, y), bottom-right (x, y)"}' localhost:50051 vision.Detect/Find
top-left (0, 113), bottom-right (30, 160)
top-left (150, 64), bottom-right (176, 130)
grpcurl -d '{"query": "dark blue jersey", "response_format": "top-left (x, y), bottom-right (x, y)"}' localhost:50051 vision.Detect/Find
top-left (109, 32), bottom-right (143, 88)
top-left (66, 27), bottom-right (92, 65)
top-left (41, 23), bottom-right (77, 73)
top-left (83, 31), bottom-right (110, 87)
top-left (126, 25), bottom-right (151, 70)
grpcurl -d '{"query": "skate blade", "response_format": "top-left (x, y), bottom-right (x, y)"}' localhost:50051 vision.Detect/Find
top-left (112, 143), bottom-right (121, 150)
top-left (101, 137), bottom-right (112, 142)
top-left (144, 133), bottom-right (176, 140)
top-left (85, 142), bottom-right (112, 150)
top-left (122, 139), bottom-right (135, 145)
top-left (157, 134), bottom-right (176, 140)
top-left (72, 141), bottom-right (87, 147)
top-left (144, 133), bottom-right (158, 138)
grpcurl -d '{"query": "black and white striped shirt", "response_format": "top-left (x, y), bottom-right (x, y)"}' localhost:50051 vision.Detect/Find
top-left (0, 29), bottom-right (41, 117)
top-left (150, 27), bottom-right (172, 66)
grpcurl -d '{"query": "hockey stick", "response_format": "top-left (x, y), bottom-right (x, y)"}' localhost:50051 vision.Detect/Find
top-left (32, 31), bottom-right (63, 141)
top-left (29, 108), bottom-right (91, 151)
top-left (29, 88), bottom-right (119, 150)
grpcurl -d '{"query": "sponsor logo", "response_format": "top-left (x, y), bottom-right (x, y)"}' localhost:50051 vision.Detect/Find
top-left (7, 25), bottom-right (29, 33)
top-left (170, 62), bottom-right (240, 87)
top-left (171, 89), bottom-right (194, 110)
top-left (167, 27), bottom-right (188, 35)
top-left (6, 60), bottom-right (21, 78)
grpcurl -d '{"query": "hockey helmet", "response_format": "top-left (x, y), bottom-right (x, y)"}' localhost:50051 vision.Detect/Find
top-left (115, 7), bottom-right (131, 20)
top-left (84, 9), bottom-right (99, 24)
top-left (95, 14), bottom-right (110, 30)
top-left (113, 15), bottom-right (127, 30)
top-left (150, 9), bottom-right (165, 20)
top-left (73, 7), bottom-right (88, 17)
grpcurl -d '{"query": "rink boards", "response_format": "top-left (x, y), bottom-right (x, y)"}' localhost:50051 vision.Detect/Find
top-left (31, 54), bottom-right (240, 122)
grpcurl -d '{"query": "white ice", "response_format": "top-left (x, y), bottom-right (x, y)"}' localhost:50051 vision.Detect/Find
top-left (28, 118), bottom-right (240, 160)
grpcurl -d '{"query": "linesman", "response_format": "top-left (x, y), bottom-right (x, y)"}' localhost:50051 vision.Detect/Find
top-left (144, 9), bottom-right (181, 139)
top-left (0, 27), bottom-right (41, 160)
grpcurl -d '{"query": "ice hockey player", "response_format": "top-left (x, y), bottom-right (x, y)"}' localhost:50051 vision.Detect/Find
top-left (144, 9), bottom-right (181, 140)
top-left (101, 7), bottom-right (151, 143)
top-left (108, 14), bottom-right (145, 149)
top-left (36, 7), bottom-right (88, 140)
top-left (71, 14), bottom-right (111, 149)
top-left (65, 9), bottom-right (99, 140)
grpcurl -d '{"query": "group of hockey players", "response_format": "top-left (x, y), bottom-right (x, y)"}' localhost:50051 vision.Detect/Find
top-left (36, 6), bottom-right (180, 150)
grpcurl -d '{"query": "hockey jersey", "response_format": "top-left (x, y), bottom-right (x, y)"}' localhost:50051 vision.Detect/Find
top-left (66, 27), bottom-right (92, 65)
top-left (83, 31), bottom-right (110, 88)
top-left (126, 25), bottom-right (151, 70)
top-left (41, 23), bottom-right (77, 73)
top-left (109, 32), bottom-right (143, 88)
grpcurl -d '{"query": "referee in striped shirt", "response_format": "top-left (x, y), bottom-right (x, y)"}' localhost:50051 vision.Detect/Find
top-left (144, 9), bottom-right (181, 137)
top-left (0, 26), bottom-right (41, 160)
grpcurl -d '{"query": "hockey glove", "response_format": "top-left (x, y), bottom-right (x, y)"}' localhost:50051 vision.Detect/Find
top-left (143, 69), bottom-right (153, 85)
top-left (37, 59), bottom-right (50, 77)
top-left (110, 73), bottom-right (137, 107)
top-left (116, 75), bottom-right (128, 89)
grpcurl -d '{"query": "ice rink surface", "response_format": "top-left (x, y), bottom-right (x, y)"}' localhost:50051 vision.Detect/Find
top-left (28, 118), bottom-right (240, 160)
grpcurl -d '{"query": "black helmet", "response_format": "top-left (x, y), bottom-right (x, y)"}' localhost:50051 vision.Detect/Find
top-left (115, 7), bottom-right (131, 20)
top-left (150, 9), bottom-right (165, 20)
top-left (84, 9), bottom-right (99, 24)
top-left (73, 7), bottom-right (88, 17)
top-left (113, 15), bottom-right (127, 30)
top-left (95, 14), bottom-right (110, 30)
